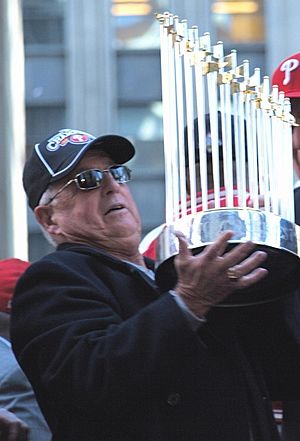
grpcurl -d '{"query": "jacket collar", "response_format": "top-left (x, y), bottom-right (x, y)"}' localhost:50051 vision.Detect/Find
top-left (57, 242), bottom-right (161, 296)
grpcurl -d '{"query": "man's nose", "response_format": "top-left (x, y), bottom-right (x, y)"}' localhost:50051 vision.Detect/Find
top-left (101, 171), bottom-right (121, 193)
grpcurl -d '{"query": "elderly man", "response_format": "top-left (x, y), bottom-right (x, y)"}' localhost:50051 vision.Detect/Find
top-left (10, 129), bottom-right (300, 441)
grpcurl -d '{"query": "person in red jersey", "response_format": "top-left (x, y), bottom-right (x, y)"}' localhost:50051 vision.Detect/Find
top-left (0, 258), bottom-right (51, 441)
top-left (271, 51), bottom-right (300, 441)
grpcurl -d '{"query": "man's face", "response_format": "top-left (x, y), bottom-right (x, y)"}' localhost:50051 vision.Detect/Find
top-left (38, 150), bottom-right (142, 257)
top-left (291, 98), bottom-right (300, 179)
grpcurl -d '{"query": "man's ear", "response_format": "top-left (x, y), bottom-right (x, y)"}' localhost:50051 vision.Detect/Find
top-left (34, 205), bottom-right (61, 236)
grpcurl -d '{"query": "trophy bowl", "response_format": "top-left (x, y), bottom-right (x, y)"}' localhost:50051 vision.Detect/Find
top-left (155, 208), bottom-right (300, 307)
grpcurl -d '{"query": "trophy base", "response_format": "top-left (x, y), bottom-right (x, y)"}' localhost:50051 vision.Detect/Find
top-left (154, 209), bottom-right (300, 307)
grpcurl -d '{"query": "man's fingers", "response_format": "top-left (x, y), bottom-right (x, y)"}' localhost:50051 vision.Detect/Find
top-left (237, 267), bottom-right (268, 288)
top-left (221, 240), bottom-right (259, 269)
top-left (203, 230), bottom-right (234, 260)
top-left (174, 231), bottom-right (192, 258)
top-left (227, 250), bottom-right (267, 278)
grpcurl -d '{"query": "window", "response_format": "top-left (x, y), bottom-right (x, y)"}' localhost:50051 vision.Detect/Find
top-left (211, 0), bottom-right (264, 44)
top-left (23, 0), bottom-right (65, 45)
top-left (112, 0), bottom-right (169, 49)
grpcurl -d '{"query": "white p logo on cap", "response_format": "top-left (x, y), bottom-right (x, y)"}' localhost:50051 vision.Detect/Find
top-left (280, 58), bottom-right (300, 85)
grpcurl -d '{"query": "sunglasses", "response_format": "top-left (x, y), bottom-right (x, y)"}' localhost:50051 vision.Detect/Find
top-left (45, 165), bottom-right (131, 205)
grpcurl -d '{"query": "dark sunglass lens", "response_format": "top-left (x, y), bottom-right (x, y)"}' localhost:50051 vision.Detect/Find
top-left (77, 170), bottom-right (103, 189)
top-left (110, 166), bottom-right (131, 183)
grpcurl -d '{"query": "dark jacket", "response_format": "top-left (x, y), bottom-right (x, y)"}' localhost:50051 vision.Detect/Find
top-left (294, 186), bottom-right (300, 226)
top-left (10, 243), bottom-right (300, 441)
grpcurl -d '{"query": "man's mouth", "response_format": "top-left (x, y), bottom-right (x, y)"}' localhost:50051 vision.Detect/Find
top-left (105, 204), bottom-right (125, 215)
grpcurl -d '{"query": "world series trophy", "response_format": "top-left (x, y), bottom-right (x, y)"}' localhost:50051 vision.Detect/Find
top-left (153, 12), bottom-right (300, 306)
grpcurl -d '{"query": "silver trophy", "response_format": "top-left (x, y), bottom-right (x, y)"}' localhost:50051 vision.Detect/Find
top-left (154, 12), bottom-right (300, 306)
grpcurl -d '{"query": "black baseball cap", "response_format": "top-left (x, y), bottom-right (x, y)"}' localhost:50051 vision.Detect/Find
top-left (23, 128), bottom-right (135, 210)
top-left (184, 112), bottom-right (247, 163)
top-left (185, 112), bottom-right (233, 163)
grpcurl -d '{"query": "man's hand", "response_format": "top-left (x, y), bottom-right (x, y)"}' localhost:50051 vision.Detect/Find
top-left (0, 409), bottom-right (29, 441)
top-left (174, 230), bottom-right (268, 318)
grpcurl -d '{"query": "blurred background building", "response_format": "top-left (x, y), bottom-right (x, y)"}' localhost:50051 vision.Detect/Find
top-left (1, 0), bottom-right (300, 260)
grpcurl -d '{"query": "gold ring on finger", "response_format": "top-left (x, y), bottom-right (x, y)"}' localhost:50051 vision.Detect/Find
top-left (227, 267), bottom-right (239, 280)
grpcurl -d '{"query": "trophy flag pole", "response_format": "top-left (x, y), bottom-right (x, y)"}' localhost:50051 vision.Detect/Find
top-left (155, 11), bottom-right (300, 306)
